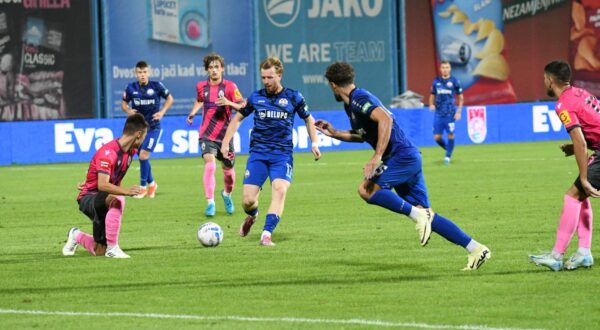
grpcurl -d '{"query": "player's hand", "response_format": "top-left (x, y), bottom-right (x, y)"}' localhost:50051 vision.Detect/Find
top-left (216, 96), bottom-right (230, 107)
top-left (311, 144), bottom-right (321, 161)
top-left (76, 182), bottom-right (85, 191)
top-left (186, 114), bottom-right (194, 125)
top-left (429, 105), bottom-right (435, 112)
top-left (126, 109), bottom-right (137, 116)
top-left (364, 156), bottom-right (381, 179)
top-left (454, 112), bottom-right (462, 121)
top-left (128, 185), bottom-right (143, 196)
top-left (152, 112), bottom-right (164, 121)
top-left (560, 143), bottom-right (575, 157)
top-left (315, 119), bottom-right (335, 137)
top-left (221, 145), bottom-right (231, 160)
top-left (581, 179), bottom-right (600, 198)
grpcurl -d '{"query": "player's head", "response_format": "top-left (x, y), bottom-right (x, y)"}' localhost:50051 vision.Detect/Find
top-left (544, 60), bottom-right (571, 98)
top-left (260, 57), bottom-right (283, 95)
top-left (123, 113), bottom-right (148, 148)
top-left (440, 61), bottom-right (451, 78)
top-left (203, 53), bottom-right (225, 82)
top-left (325, 62), bottom-right (355, 102)
top-left (135, 61), bottom-right (150, 85)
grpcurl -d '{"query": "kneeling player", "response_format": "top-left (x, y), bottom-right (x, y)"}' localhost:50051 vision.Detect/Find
top-left (62, 114), bottom-right (148, 258)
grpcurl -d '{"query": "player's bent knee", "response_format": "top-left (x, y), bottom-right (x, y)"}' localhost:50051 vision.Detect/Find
top-left (107, 195), bottom-right (125, 210)
top-left (358, 181), bottom-right (376, 201)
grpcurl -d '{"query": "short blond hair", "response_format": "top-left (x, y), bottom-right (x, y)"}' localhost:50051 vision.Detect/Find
top-left (260, 57), bottom-right (283, 75)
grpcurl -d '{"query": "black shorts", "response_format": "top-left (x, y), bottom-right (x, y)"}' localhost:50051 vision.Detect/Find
top-left (200, 138), bottom-right (235, 168)
top-left (574, 153), bottom-right (600, 193)
top-left (78, 191), bottom-right (109, 245)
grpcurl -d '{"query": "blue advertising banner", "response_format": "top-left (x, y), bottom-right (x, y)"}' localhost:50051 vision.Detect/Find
top-left (0, 102), bottom-right (569, 166)
top-left (101, 0), bottom-right (254, 117)
top-left (257, 0), bottom-right (398, 110)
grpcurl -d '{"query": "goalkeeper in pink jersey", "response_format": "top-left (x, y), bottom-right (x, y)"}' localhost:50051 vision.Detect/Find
top-left (187, 53), bottom-right (245, 217)
top-left (530, 61), bottom-right (599, 271)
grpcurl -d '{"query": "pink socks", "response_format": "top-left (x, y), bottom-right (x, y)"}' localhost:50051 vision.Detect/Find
top-left (553, 195), bottom-right (583, 254)
top-left (105, 196), bottom-right (125, 247)
top-left (76, 232), bottom-right (97, 256)
top-left (203, 161), bottom-right (216, 199)
top-left (578, 198), bottom-right (593, 249)
top-left (223, 168), bottom-right (235, 194)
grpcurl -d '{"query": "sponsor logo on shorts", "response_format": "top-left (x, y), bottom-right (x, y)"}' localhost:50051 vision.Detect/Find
top-left (201, 142), bottom-right (206, 151)
top-left (559, 110), bottom-right (572, 125)
top-left (245, 169), bottom-right (250, 178)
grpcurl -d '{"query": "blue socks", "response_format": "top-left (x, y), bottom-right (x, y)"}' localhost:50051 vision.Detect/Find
top-left (431, 213), bottom-right (471, 247)
top-left (446, 138), bottom-right (455, 158)
top-left (139, 159), bottom-right (150, 186)
top-left (367, 189), bottom-right (413, 216)
top-left (264, 213), bottom-right (281, 233)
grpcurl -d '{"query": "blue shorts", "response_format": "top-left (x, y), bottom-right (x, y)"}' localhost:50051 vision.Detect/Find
top-left (243, 152), bottom-right (293, 187)
top-left (370, 153), bottom-right (430, 208)
top-left (433, 116), bottom-right (455, 135)
top-left (141, 128), bottom-right (161, 152)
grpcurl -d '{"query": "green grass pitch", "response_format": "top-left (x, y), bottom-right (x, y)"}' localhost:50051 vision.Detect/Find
top-left (1, 141), bottom-right (599, 329)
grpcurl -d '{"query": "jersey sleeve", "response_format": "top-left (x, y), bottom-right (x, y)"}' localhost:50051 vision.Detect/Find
top-left (227, 82), bottom-right (244, 103)
top-left (430, 79), bottom-right (437, 95)
top-left (238, 93), bottom-right (255, 117)
top-left (454, 78), bottom-right (463, 95)
top-left (556, 103), bottom-right (581, 132)
top-left (294, 92), bottom-right (311, 119)
top-left (352, 94), bottom-right (379, 117)
top-left (122, 84), bottom-right (132, 102)
top-left (196, 81), bottom-right (205, 102)
top-left (157, 81), bottom-right (170, 98)
top-left (95, 149), bottom-right (118, 177)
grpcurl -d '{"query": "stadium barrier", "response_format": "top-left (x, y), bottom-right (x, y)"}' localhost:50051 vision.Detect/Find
top-left (0, 102), bottom-right (567, 166)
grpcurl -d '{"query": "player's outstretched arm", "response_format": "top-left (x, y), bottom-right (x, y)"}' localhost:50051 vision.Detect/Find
top-left (304, 115), bottom-right (321, 160)
top-left (97, 173), bottom-right (142, 196)
top-left (570, 127), bottom-right (600, 197)
top-left (315, 119), bottom-right (364, 142)
top-left (187, 99), bottom-right (203, 125)
top-left (220, 112), bottom-right (245, 159)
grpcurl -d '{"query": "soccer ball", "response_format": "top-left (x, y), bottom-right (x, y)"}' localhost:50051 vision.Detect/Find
top-left (197, 222), bottom-right (224, 247)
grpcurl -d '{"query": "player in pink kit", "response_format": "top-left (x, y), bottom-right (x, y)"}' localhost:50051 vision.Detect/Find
top-left (62, 114), bottom-right (148, 258)
top-left (187, 53), bottom-right (245, 217)
top-left (530, 61), bottom-right (598, 271)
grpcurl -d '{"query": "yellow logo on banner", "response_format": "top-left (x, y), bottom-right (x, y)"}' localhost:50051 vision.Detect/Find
top-left (559, 110), bottom-right (572, 125)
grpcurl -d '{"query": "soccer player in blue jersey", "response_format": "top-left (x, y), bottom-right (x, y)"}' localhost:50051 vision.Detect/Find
top-left (220, 57), bottom-right (321, 246)
top-left (122, 61), bottom-right (174, 198)
top-left (316, 62), bottom-right (489, 270)
top-left (428, 61), bottom-right (463, 165)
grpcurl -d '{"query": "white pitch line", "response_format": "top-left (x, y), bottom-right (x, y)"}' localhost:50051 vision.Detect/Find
top-left (0, 308), bottom-right (545, 330)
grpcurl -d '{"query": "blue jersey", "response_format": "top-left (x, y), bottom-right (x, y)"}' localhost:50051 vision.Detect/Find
top-left (123, 81), bottom-right (170, 129)
top-left (239, 87), bottom-right (310, 155)
top-left (430, 76), bottom-right (462, 117)
top-left (345, 88), bottom-right (419, 160)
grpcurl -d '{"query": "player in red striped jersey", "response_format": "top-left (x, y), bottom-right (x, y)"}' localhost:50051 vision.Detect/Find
top-left (62, 114), bottom-right (148, 258)
top-left (187, 53), bottom-right (245, 217)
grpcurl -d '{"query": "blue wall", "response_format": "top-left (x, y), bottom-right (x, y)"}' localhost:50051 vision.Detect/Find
top-left (0, 102), bottom-right (567, 166)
